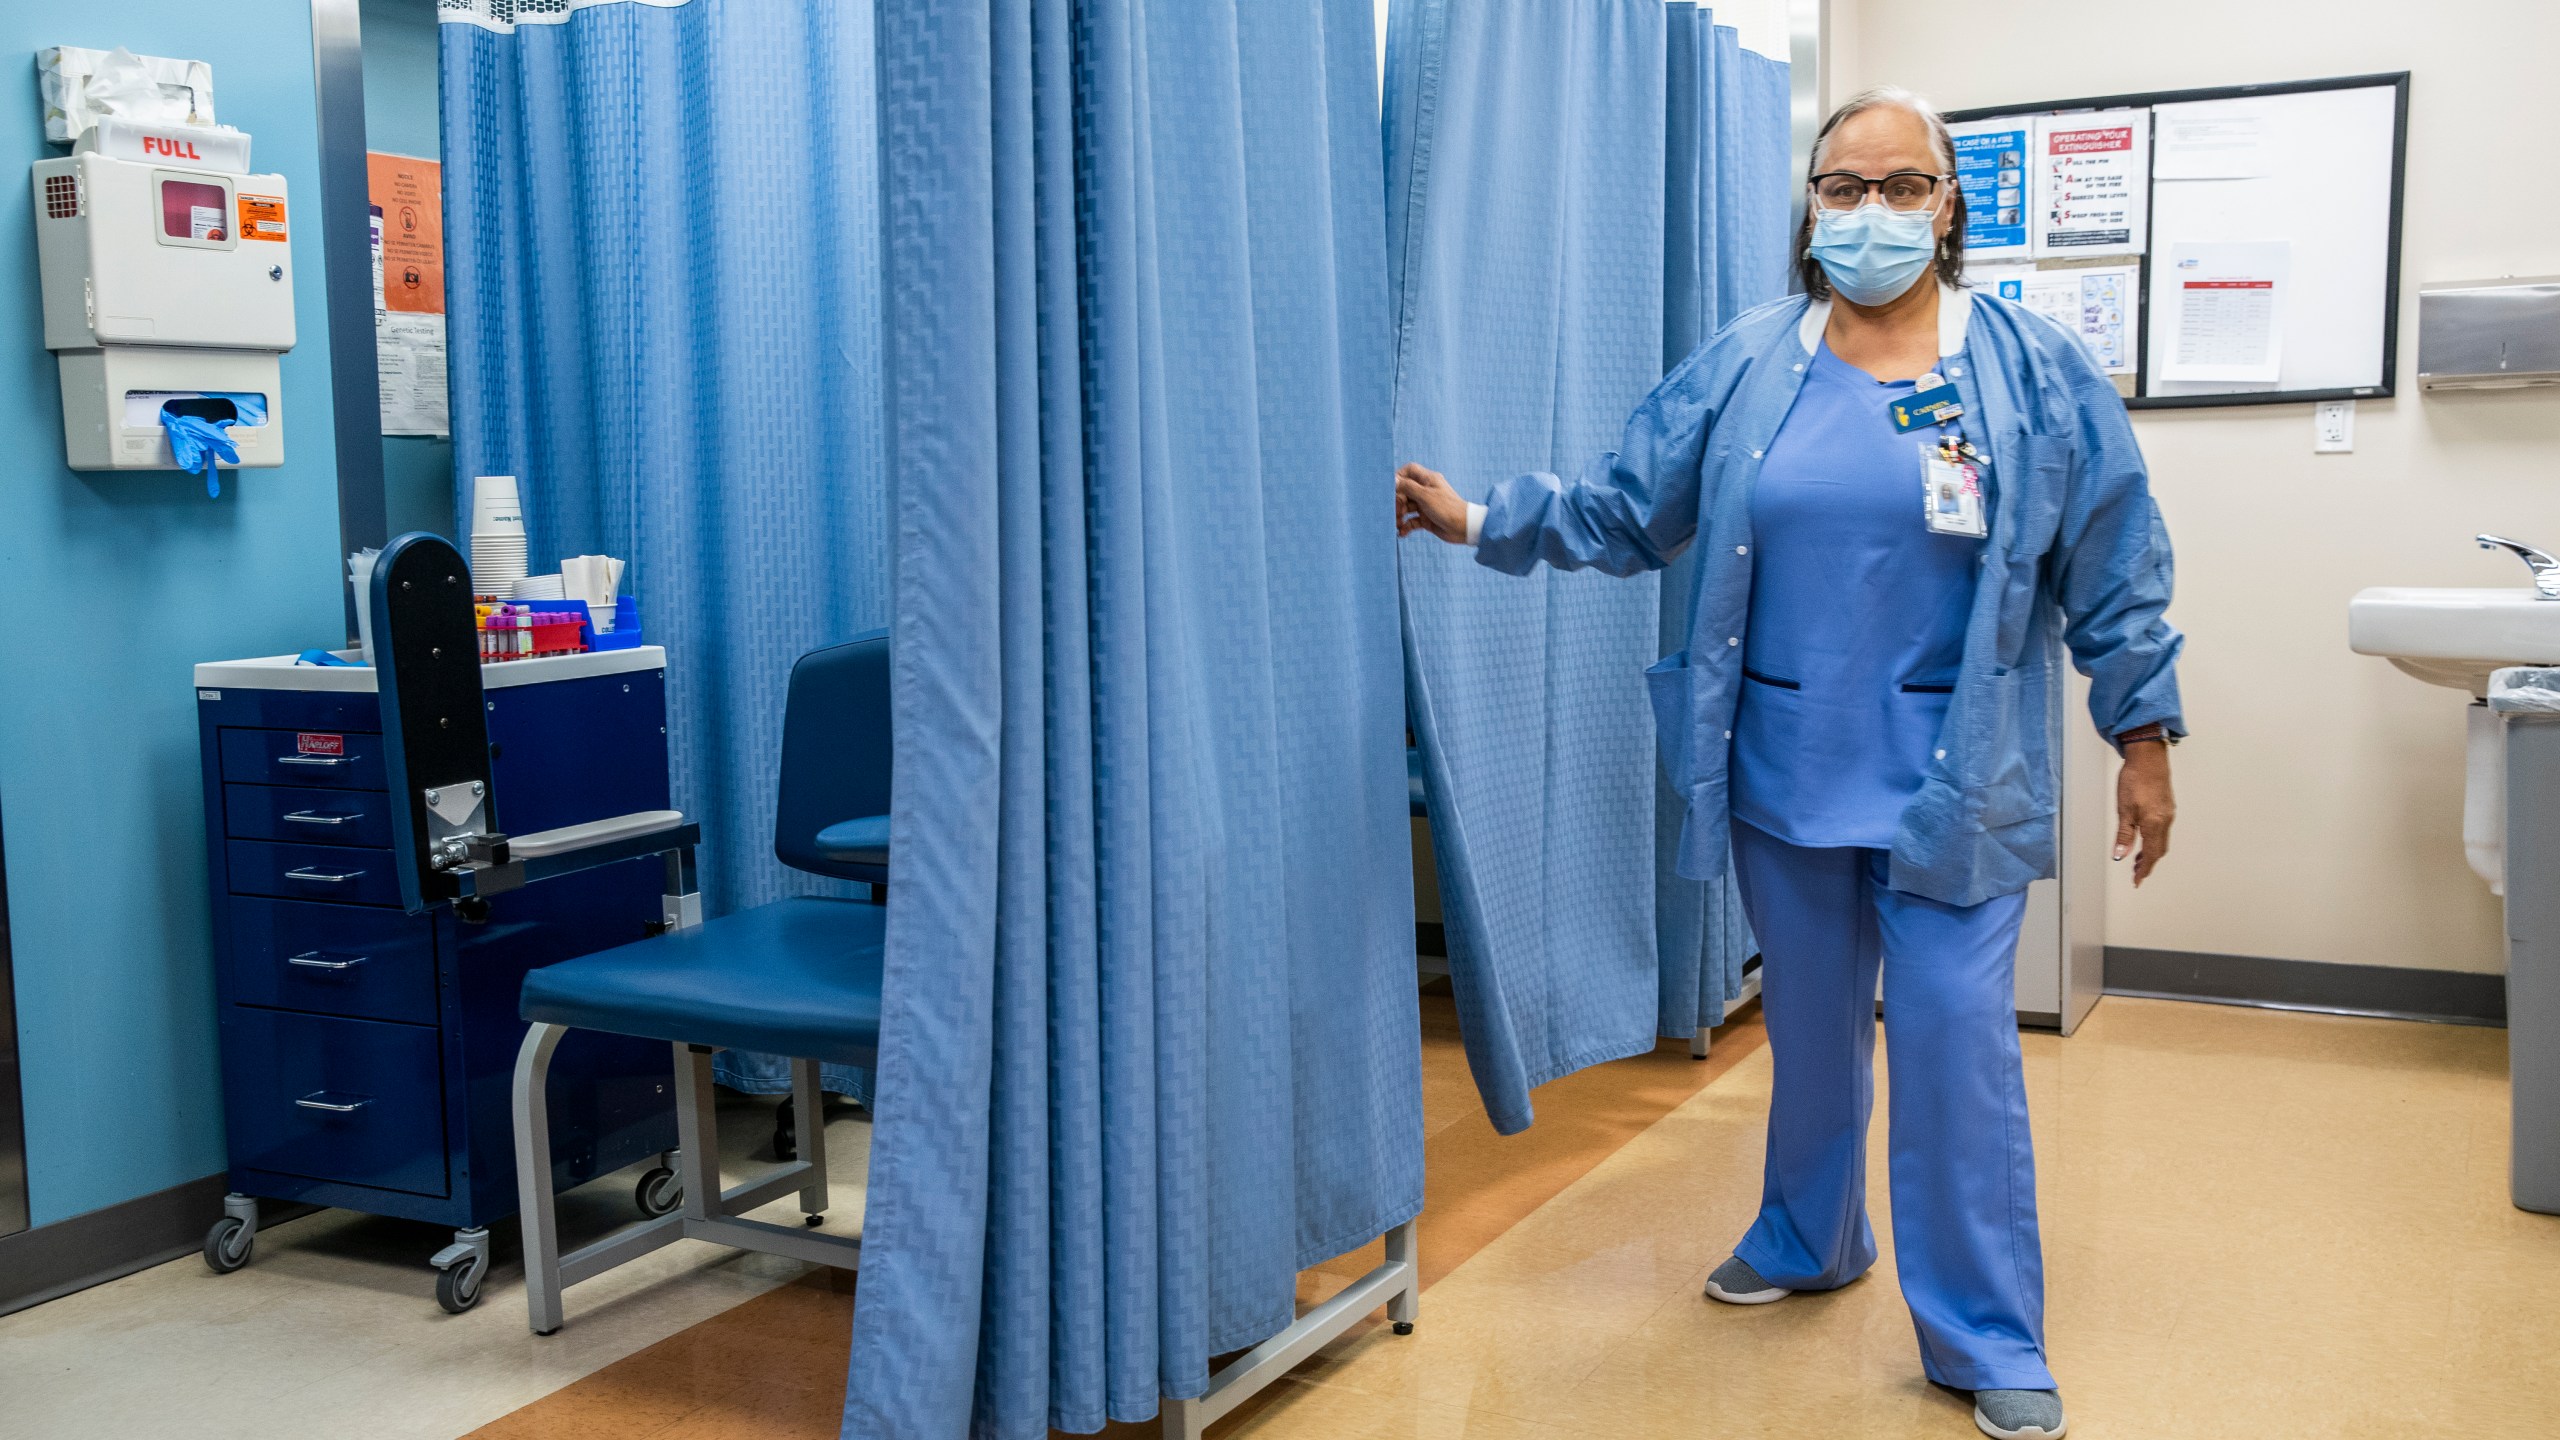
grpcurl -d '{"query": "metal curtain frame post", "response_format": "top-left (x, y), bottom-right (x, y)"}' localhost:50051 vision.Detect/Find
top-left (1157, 1218), bottom-right (1421, 1440)
top-left (310, 0), bottom-right (392, 643)
top-left (1689, 962), bottom-right (1765, 1059)
top-left (1786, 0), bottom-right (1830, 257)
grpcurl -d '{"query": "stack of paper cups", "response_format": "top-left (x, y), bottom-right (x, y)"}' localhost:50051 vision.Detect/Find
top-left (469, 476), bottom-right (529, 598)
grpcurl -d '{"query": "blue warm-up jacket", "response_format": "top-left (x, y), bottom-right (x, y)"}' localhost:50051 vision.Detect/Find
top-left (1475, 285), bottom-right (2185, 907)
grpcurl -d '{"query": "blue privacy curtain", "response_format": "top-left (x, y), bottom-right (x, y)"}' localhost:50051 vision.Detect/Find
top-left (848, 1), bottom-right (1420, 1435)
top-left (1656, 6), bottom-right (1794, 1046)
top-left (1389, 0), bottom-right (1792, 1133)
top-left (438, 0), bottom-right (883, 1099)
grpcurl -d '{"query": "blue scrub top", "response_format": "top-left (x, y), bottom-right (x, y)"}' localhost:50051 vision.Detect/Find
top-left (1731, 341), bottom-right (1983, 849)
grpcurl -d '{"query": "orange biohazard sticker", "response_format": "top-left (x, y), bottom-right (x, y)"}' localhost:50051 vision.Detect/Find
top-left (238, 193), bottom-right (288, 242)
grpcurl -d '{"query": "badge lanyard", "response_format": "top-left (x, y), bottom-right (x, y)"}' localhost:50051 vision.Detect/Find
top-left (1894, 371), bottom-right (1986, 539)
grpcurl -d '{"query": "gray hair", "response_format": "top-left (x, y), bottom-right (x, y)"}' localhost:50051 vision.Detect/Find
top-left (1811, 86), bottom-right (1957, 174)
top-left (1797, 86), bottom-right (1968, 300)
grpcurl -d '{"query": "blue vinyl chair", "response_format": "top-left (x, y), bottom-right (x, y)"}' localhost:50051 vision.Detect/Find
top-left (511, 632), bottom-right (891, 1334)
top-left (775, 633), bottom-right (892, 886)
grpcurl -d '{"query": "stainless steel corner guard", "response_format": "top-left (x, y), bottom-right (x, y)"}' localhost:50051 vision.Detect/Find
top-left (0, 795), bottom-right (25, 1240)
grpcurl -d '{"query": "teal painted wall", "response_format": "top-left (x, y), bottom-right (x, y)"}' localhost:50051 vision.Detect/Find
top-left (360, 0), bottom-right (455, 541)
top-left (1, 5), bottom-right (346, 1224)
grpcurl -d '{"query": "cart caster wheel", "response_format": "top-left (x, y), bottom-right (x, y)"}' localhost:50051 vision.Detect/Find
top-left (1392, 1321), bottom-right (1414, 1336)
top-left (773, 1096), bottom-right (798, 1162)
top-left (436, 1253), bottom-right (487, 1314)
top-left (634, 1165), bottom-right (683, 1218)
top-left (203, 1216), bottom-right (254, 1274)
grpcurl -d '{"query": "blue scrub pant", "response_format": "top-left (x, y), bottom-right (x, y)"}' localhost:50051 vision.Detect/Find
top-left (1729, 818), bottom-right (2055, 1392)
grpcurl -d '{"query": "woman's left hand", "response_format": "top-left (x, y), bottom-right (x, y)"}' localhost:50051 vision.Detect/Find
top-left (2113, 742), bottom-right (2175, 886)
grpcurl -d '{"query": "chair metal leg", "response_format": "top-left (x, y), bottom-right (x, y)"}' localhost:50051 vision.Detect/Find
top-left (672, 1044), bottom-right (722, 1223)
top-left (790, 1058), bottom-right (829, 1221)
top-left (513, 1022), bottom-right (570, 1335)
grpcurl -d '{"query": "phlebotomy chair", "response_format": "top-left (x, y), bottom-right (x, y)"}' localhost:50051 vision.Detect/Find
top-left (511, 633), bottom-right (890, 1333)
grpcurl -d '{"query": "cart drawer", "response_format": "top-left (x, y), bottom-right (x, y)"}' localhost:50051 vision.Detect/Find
top-left (219, 727), bottom-right (389, 791)
top-left (224, 783), bottom-right (395, 849)
top-left (227, 840), bottom-right (404, 907)
top-left (225, 897), bottom-right (436, 1025)
top-left (222, 1008), bottom-right (447, 1197)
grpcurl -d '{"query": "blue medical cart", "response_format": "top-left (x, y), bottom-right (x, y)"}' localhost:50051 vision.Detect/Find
top-left (192, 646), bottom-right (681, 1311)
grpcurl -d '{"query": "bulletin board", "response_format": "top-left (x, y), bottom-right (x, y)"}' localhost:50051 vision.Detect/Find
top-left (1945, 72), bottom-right (2409, 409)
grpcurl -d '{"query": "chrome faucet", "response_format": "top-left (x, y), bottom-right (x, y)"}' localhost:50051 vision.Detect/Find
top-left (2479, 534), bottom-right (2560, 600)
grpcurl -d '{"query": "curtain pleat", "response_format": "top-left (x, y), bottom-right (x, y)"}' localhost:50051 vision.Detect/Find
top-left (1655, 4), bottom-right (1796, 1040)
top-left (850, 2), bottom-right (1420, 1434)
top-left (1388, 0), bottom-right (1672, 1135)
top-left (1389, 1), bottom-right (1795, 1134)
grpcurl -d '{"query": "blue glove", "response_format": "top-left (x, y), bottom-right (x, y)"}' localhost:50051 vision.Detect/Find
top-left (163, 411), bottom-right (241, 499)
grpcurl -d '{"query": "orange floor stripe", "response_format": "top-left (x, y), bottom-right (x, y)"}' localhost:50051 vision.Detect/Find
top-left (468, 989), bottom-right (1766, 1439)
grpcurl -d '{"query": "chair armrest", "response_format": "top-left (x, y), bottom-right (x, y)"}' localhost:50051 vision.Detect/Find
top-left (452, 812), bottom-right (701, 900)
top-left (815, 814), bottom-right (890, 866)
top-left (511, 810), bottom-right (687, 858)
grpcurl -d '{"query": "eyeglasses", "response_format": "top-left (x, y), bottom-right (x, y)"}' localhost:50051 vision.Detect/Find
top-left (1809, 170), bottom-right (1949, 213)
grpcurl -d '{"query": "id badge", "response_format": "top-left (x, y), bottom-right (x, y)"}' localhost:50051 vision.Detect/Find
top-left (1921, 446), bottom-right (1987, 538)
top-left (1892, 380), bottom-right (1965, 433)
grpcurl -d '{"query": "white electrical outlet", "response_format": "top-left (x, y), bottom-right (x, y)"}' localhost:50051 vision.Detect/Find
top-left (2314, 399), bottom-right (2355, 453)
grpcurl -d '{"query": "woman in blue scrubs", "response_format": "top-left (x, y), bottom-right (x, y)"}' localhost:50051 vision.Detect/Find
top-left (1395, 89), bottom-right (2182, 1440)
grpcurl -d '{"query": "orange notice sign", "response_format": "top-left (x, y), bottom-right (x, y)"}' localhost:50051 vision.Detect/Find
top-left (366, 152), bottom-right (444, 315)
top-left (237, 193), bottom-right (288, 241)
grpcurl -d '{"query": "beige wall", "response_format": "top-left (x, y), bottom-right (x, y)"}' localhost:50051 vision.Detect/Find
top-left (1832, 0), bottom-right (2560, 972)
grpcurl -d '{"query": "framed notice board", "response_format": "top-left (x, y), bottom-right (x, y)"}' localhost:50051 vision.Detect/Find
top-left (1945, 72), bottom-right (2410, 409)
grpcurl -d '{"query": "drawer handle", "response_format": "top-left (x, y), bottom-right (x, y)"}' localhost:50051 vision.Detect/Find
top-left (286, 951), bottom-right (368, 971)
top-left (276, 753), bottom-right (351, 767)
top-left (294, 1092), bottom-right (374, 1114)
top-left (284, 866), bottom-right (364, 884)
top-left (282, 810), bottom-right (363, 826)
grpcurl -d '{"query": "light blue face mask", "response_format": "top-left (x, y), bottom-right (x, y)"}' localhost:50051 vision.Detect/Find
top-left (1808, 203), bottom-right (1938, 306)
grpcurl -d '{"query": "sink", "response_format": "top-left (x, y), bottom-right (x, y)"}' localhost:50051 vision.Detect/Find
top-left (2350, 581), bottom-right (2560, 896)
top-left (2347, 586), bottom-right (2560, 694)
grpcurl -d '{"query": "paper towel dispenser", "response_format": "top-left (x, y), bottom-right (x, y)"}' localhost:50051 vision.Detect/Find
top-left (2417, 277), bottom-right (2560, 391)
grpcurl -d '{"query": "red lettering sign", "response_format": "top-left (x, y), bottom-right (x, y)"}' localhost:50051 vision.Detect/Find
top-left (2048, 127), bottom-right (2132, 156)
top-left (140, 134), bottom-right (205, 160)
top-left (296, 733), bottom-right (346, 757)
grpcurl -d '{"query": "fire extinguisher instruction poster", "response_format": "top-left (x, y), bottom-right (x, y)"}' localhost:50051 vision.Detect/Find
top-left (2031, 110), bottom-right (2148, 259)
top-left (367, 152), bottom-right (448, 437)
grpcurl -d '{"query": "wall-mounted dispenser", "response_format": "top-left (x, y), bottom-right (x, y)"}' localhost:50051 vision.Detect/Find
top-left (30, 49), bottom-right (294, 478)
top-left (2417, 277), bottom-right (2560, 391)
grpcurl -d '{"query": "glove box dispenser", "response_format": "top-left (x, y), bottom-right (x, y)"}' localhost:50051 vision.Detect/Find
top-left (55, 347), bottom-right (280, 472)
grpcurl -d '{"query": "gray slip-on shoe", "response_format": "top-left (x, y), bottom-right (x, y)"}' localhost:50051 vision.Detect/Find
top-left (1701, 1255), bottom-right (1791, 1305)
top-left (1973, 1388), bottom-right (2067, 1439)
